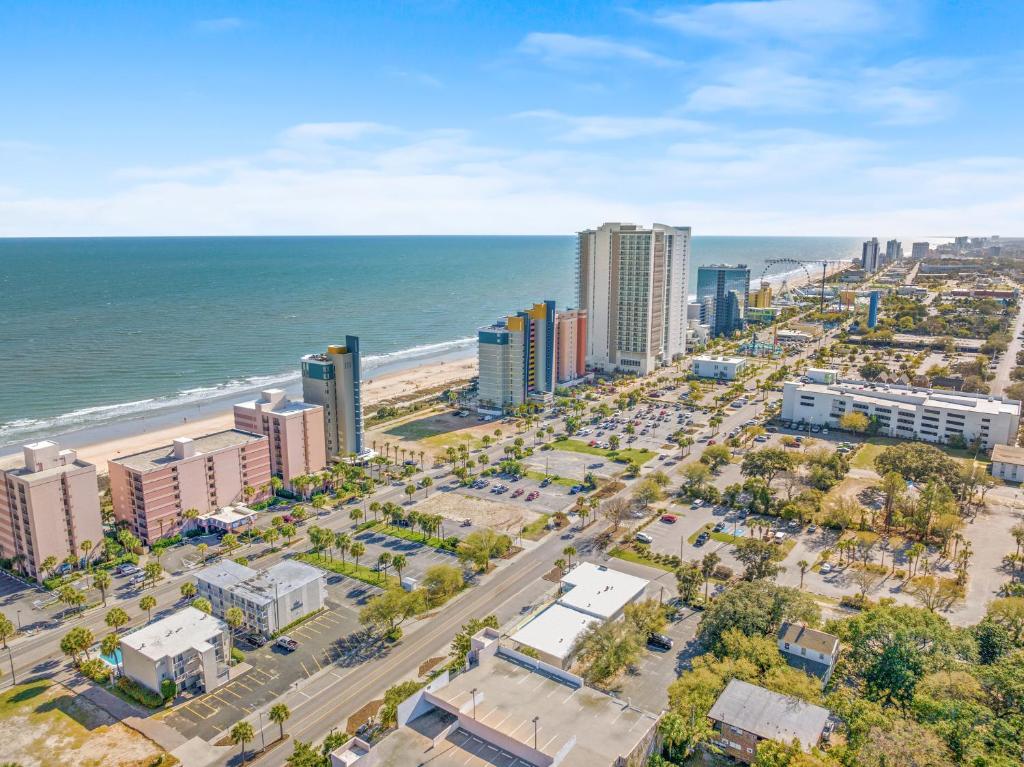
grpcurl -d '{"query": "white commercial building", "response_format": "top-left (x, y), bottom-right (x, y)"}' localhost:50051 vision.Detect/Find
top-left (509, 562), bottom-right (649, 668)
top-left (782, 376), bottom-right (1021, 449)
top-left (120, 607), bottom-right (230, 695)
top-left (195, 559), bottom-right (325, 637)
top-left (577, 222), bottom-right (690, 375)
top-left (991, 444), bottom-right (1024, 482)
top-left (692, 355), bottom-right (748, 380)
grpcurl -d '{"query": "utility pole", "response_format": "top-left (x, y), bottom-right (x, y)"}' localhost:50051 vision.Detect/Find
top-left (820, 262), bottom-right (827, 312)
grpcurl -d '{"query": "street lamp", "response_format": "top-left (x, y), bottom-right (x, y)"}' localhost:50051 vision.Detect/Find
top-left (532, 716), bottom-right (539, 749)
top-left (5, 647), bottom-right (15, 685)
top-left (258, 711), bottom-right (266, 750)
top-left (470, 688), bottom-right (478, 719)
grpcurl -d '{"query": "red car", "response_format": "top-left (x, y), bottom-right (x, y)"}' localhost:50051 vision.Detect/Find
top-left (661, 514), bottom-right (678, 523)
top-left (526, 491), bottom-right (539, 501)
top-left (512, 489), bottom-right (524, 498)
top-left (707, 439), bottom-right (716, 445)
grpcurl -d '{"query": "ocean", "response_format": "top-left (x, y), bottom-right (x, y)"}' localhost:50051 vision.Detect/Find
top-left (0, 235), bottom-right (861, 448)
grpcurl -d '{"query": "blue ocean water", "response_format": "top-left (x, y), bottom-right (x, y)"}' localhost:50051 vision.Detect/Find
top-left (0, 235), bottom-right (861, 446)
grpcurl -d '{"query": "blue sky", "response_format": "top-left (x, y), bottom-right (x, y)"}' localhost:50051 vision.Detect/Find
top-left (1, 0), bottom-right (1022, 236)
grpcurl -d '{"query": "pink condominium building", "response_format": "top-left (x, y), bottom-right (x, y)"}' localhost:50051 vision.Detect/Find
top-left (233, 389), bottom-right (327, 489)
top-left (0, 441), bottom-right (104, 582)
top-left (109, 430), bottom-right (271, 544)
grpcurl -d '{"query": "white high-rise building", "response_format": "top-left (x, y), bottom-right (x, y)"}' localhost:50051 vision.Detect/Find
top-left (885, 239), bottom-right (903, 263)
top-left (576, 222), bottom-right (690, 375)
top-left (861, 238), bottom-right (880, 273)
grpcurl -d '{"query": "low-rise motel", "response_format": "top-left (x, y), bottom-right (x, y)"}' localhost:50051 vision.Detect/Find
top-left (476, 300), bottom-right (587, 413)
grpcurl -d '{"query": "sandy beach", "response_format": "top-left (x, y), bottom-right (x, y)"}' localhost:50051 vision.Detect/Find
top-left (74, 356), bottom-right (478, 471)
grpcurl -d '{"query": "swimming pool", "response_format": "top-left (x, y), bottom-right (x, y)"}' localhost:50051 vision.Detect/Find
top-left (100, 648), bottom-right (122, 667)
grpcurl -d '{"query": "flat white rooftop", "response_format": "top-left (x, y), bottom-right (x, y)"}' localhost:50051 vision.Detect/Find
top-left (121, 607), bottom-right (226, 661)
top-left (791, 379), bottom-right (1021, 417)
top-left (196, 559), bottom-right (323, 607)
top-left (199, 504), bottom-right (257, 525)
top-left (509, 603), bottom-right (597, 662)
top-left (558, 562), bottom-right (649, 620)
top-left (693, 354), bottom-right (746, 364)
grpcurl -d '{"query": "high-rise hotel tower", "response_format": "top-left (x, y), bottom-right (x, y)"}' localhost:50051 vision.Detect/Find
top-left (576, 222), bottom-right (690, 375)
top-left (301, 336), bottom-right (365, 457)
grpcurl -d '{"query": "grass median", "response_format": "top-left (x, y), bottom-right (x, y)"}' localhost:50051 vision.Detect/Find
top-left (296, 552), bottom-right (399, 588)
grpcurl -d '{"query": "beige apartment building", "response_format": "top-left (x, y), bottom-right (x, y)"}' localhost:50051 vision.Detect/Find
top-left (108, 430), bottom-right (271, 544)
top-left (0, 441), bottom-right (104, 582)
top-left (233, 388), bottom-right (327, 489)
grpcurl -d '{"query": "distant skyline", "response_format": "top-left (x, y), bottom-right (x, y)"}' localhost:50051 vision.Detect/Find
top-left (1, 0), bottom-right (1022, 236)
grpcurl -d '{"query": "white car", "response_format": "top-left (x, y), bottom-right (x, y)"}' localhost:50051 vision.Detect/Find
top-left (820, 563), bottom-right (833, 574)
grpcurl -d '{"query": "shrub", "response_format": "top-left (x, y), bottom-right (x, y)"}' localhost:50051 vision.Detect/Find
top-left (380, 680), bottom-right (424, 726)
top-left (79, 658), bottom-right (110, 683)
top-left (118, 676), bottom-right (165, 708)
top-left (230, 647), bottom-right (246, 664)
top-left (712, 564), bottom-right (734, 581)
top-left (160, 678), bottom-right (177, 701)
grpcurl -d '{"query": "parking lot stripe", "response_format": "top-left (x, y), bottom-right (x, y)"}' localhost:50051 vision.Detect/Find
top-left (219, 687), bottom-right (244, 700)
top-left (300, 660), bottom-right (312, 677)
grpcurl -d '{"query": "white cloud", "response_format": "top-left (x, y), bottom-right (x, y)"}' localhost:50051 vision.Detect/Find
top-left (653, 0), bottom-right (887, 42)
top-left (515, 110), bottom-right (706, 142)
top-left (686, 66), bottom-right (829, 112)
top-left (517, 32), bottom-right (678, 67)
top-left (281, 122), bottom-right (396, 142)
top-left (194, 17), bottom-right (245, 33)
top-left (3, 120), bottom-right (1022, 237)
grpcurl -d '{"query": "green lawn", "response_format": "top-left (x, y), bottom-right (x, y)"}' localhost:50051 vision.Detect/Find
top-left (521, 514), bottom-right (552, 541)
top-left (296, 553), bottom-right (399, 588)
top-left (421, 433), bottom-right (485, 450)
top-left (524, 470), bottom-right (577, 487)
top-left (367, 523), bottom-right (458, 552)
top-left (549, 439), bottom-right (656, 465)
top-left (608, 546), bottom-right (676, 573)
top-left (385, 418), bottom-right (449, 440)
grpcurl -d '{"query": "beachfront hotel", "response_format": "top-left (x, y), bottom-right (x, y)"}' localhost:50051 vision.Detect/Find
top-left (233, 388), bottom-right (327, 490)
top-left (301, 336), bottom-right (365, 458)
top-left (0, 441), bottom-right (104, 582)
top-left (695, 264), bottom-right (751, 338)
top-left (108, 430), bottom-right (272, 544)
top-left (476, 301), bottom-right (588, 412)
top-left (781, 375), bottom-right (1022, 450)
top-left (576, 222), bottom-right (689, 375)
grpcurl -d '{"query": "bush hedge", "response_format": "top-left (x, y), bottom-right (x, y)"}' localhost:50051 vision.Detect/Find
top-left (79, 658), bottom-right (111, 683)
top-left (118, 676), bottom-right (165, 708)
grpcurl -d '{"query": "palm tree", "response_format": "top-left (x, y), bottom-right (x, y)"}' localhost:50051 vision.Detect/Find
top-left (421, 476), bottom-right (433, 499)
top-left (377, 552), bottom-right (392, 581)
top-left (230, 721), bottom-right (255, 765)
top-left (93, 569), bottom-right (112, 606)
top-left (225, 606), bottom-right (244, 659)
top-left (105, 606), bottom-right (130, 634)
top-left (335, 532), bottom-right (351, 565)
top-left (101, 632), bottom-right (121, 674)
top-left (392, 554), bottom-right (407, 579)
top-left (369, 501), bottom-right (382, 522)
top-left (562, 546), bottom-right (576, 569)
top-left (140, 595), bottom-right (157, 622)
top-left (269, 703), bottom-right (291, 742)
top-left (797, 560), bottom-right (809, 590)
top-left (350, 541), bottom-right (365, 570)
top-left (181, 581), bottom-right (197, 601)
top-left (183, 507), bottom-right (201, 532)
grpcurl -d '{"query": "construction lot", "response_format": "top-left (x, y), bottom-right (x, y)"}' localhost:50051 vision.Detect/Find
top-left (413, 489), bottom-right (547, 534)
top-left (0, 680), bottom-right (171, 767)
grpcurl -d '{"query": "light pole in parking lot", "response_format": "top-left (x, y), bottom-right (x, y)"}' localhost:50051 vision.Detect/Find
top-left (470, 688), bottom-right (478, 719)
top-left (258, 711), bottom-right (266, 750)
top-left (533, 716), bottom-right (539, 749)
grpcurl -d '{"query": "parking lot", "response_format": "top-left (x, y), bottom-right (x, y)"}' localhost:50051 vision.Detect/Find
top-left (351, 525), bottom-right (465, 581)
top-left (164, 594), bottom-right (366, 740)
top-left (613, 606), bottom-right (702, 711)
top-left (451, 473), bottom-right (576, 516)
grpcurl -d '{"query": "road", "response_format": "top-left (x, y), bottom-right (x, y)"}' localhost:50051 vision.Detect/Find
top-left (221, 520), bottom-right (583, 767)
top-left (989, 296), bottom-right (1024, 395)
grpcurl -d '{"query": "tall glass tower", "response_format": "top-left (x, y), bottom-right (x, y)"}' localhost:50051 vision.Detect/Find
top-left (695, 264), bottom-right (750, 337)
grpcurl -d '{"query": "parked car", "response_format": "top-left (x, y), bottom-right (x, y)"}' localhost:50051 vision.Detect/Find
top-left (276, 636), bottom-right (299, 652)
top-left (661, 514), bottom-right (678, 524)
top-left (713, 522), bottom-right (726, 532)
top-left (243, 633), bottom-right (267, 647)
top-left (648, 633), bottom-right (674, 651)
top-left (695, 532), bottom-right (710, 546)
top-left (807, 524), bottom-right (818, 533)
top-left (116, 564), bottom-right (139, 576)
top-left (512, 489), bottom-right (524, 498)
top-left (635, 532), bottom-right (654, 544)
top-left (820, 562), bottom-right (833, 574)
top-left (526, 491), bottom-right (539, 501)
